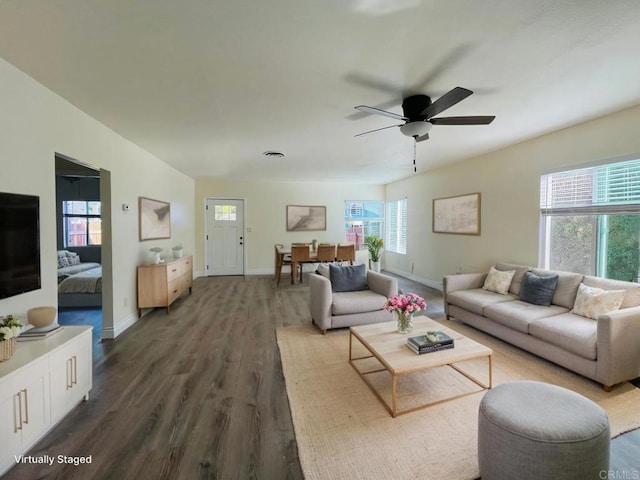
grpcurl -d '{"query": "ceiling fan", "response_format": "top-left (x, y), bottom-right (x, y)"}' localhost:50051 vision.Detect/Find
top-left (354, 87), bottom-right (495, 142)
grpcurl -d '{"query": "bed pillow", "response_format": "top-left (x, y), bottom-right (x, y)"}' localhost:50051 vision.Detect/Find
top-left (67, 253), bottom-right (82, 266)
top-left (519, 271), bottom-right (559, 306)
top-left (57, 256), bottom-right (70, 268)
top-left (329, 264), bottom-right (368, 292)
top-left (482, 266), bottom-right (515, 295)
top-left (571, 283), bottom-right (626, 320)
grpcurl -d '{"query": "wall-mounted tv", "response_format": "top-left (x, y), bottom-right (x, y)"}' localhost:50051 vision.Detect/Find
top-left (0, 192), bottom-right (41, 300)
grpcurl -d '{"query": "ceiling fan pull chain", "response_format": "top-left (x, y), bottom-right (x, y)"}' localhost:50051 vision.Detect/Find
top-left (413, 140), bottom-right (417, 173)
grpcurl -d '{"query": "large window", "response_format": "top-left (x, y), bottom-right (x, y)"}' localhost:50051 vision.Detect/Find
top-left (344, 201), bottom-right (384, 250)
top-left (386, 198), bottom-right (407, 254)
top-left (540, 158), bottom-right (640, 281)
top-left (62, 201), bottom-right (102, 247)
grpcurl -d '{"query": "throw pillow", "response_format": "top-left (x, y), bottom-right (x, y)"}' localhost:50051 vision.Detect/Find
top-left (519, 271), bottom-right (559, 306)
top-left (571, 283), bottom-right (626, 320)
top-left (329, 263), bottom-right (368, 292)
top-left (315, 263), bottom-right (330, 279)
top-left (67, 253), bottom-right (82, 266)
top-left (57, 256), bottom-right (70, 268)
top-left (482, 266), bottom-right (515, 295)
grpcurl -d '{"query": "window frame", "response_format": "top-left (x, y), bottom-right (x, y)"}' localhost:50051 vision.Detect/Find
top-left (385, 198), bottom-right (407, 255)
top-left (62, 200), bottom-right (102, 247)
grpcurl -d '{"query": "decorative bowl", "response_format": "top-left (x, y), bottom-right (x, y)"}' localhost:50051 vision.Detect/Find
top-left (27, 306), bottom-right (57, 328)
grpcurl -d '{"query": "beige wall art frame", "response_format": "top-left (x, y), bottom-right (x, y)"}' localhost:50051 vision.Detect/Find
top-left (286, 205), bottom-right (327, 231)
top-left (139, 196), bottom-right (171, 241)
top-left (432, 192), bottom-right (481, 235)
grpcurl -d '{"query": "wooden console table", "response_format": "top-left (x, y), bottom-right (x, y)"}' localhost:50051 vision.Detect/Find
top-left (137, 255), bottom-right (193, 316)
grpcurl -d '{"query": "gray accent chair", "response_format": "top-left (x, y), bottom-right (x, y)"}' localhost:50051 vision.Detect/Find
top-left (309, 270), bottom-right (398, 334)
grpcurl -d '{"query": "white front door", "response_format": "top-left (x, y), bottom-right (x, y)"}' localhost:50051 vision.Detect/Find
top-left (206, 198), bottom-right (244, 276)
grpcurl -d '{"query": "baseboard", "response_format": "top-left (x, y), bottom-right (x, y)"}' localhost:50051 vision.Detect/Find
top-left (383, 267), bottom-right (443, 292)
top-left (102, 312), bottom-right (138, 339)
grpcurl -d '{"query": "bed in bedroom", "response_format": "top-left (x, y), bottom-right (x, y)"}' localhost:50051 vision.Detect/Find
top-left (57, 250), bottom-right (102, 308)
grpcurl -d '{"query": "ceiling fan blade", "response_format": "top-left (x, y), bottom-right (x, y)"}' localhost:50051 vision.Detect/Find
top-left (354, 124), bottom-right (402, 137)
top-left (344, 73), bottom-right (402, 95)
top-left (421, 87), bottom-right (473, 119)
top-left (430, 116), bottom-right (495, 125)
top-left (407, 43), bottom-right (474, 95)
top-left (415, 133), bottom-right (430, 142)
top-left (354, 105), bottom-right (407, 121)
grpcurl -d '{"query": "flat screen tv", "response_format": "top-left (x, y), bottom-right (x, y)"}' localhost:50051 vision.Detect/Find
top-left (0, 192), bottom-right (41, 300)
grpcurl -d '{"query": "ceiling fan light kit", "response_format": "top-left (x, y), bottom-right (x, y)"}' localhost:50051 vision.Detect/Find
top-left (400, 121), bottom-right (432, 138)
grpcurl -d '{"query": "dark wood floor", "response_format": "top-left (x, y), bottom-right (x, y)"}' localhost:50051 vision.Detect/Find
top-left (4, 272), bottom-right (639, 479)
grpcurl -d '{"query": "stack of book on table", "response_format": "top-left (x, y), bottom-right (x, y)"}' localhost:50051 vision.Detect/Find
top-left (17, 323), bottom-right (64, 342)
top-left (407, 331), bottom-right (454, 355)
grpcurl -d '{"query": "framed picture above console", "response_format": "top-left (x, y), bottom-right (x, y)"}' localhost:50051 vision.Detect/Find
top-left (139, 197), bottom-right (171, 240)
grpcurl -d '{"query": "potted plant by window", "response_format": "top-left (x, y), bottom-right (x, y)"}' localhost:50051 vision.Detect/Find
top-left (364, 236), bottom-right (383, 272)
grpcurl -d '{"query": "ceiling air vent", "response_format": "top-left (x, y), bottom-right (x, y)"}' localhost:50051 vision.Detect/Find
top-left (263, 151), bottom-right (285, 158)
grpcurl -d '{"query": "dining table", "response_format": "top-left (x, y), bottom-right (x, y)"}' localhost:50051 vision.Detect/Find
top-left (275, 244), bottom-right (318, 285)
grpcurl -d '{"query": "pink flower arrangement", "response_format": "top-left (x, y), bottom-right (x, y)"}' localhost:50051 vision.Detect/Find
top-left (384, 292), bottom-right (427, 316)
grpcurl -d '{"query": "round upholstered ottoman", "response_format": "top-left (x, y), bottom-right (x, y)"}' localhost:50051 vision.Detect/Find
top-left (478, 381), bottom-right (610, 480)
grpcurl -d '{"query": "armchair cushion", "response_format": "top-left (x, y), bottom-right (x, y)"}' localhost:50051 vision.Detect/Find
top-left (329, 264), bottom-right (368, 292)
top-left (332, 290), bottom-right (387, 315)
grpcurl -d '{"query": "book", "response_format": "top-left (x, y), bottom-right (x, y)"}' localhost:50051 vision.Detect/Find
top-left (406, 342), bottom-right (454, 355)
top-left (408, 331), bottom-right (454, 350)
top-left (17, 325), bottom-right (64, 342)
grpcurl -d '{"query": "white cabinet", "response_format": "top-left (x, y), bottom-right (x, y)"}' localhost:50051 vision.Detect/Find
top-left (0, 326), bottom-right (92, 475)
top-left (49, 329), bottom-right (92, 424)
top-left (0, 359), bottom-right (49, 471)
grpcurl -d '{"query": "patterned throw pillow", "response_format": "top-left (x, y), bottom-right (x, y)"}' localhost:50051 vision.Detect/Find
top-left (57, 256), bottom-right (70, 268)
top-left (67, 253), bottom-right (82, 266)
top-left (482, 266), bottom-right (516, 295)
top-left (571, 283), bottom-right (625, 320)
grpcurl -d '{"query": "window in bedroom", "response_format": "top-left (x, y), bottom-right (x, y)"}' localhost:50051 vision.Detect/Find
top-left (344, 201), bottom-right (384, 250)
top-left (62, 200), bottom-right (102, 247)
top-left (540, 158), bottom-right (640, 281)
top-left (386, 198), bottom-right (407, 254)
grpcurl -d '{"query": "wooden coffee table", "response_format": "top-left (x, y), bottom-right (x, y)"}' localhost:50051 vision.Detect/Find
top-left (349, 316), bottom-right (493, 417)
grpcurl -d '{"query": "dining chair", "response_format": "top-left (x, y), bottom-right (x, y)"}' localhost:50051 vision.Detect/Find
top-left (275, 244), bottom-right (292, 286)
top-left (290, 244), bottom-right (311, 284)
top-left (316, 244), bottom-right (336, 263)
top-left (336, 244), bottom-right (356, 265)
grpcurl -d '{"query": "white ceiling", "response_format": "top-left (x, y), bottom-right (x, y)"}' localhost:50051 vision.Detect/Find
top-left (2, 0), bottom-right (640, 184)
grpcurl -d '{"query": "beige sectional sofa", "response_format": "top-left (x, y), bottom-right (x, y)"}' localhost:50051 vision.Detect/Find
top-left (444, 262), bottom-right (640, 390)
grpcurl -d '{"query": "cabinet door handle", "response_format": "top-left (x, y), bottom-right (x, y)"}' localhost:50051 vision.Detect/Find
top-left (67, 358), bottom-right (73, 389)
top-left (14, 393), bottom-right (22, 432)
top-left (21, 389), bottom-right (29, 425)
top-left (172, 268), bottom-right (177, 273)
top-left (72, 355), bottom-right (78, 385)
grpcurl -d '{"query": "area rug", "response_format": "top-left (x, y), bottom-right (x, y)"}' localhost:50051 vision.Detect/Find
top-left (276, 319), bottom-right (640, 480)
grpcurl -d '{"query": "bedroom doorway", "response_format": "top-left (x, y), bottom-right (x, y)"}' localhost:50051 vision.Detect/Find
top-left (54, 154), bottom-right (105, 345)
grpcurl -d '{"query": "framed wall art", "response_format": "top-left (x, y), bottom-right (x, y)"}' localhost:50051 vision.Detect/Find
top-left (286, 205), bottom-right (326, 231)
top-left (432, 192), bottom-right (481, 235)
top-left (139, 197), bottom-right (171, 240)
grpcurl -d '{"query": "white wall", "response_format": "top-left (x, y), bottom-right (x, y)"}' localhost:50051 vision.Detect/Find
top-left (385, 104), bottom-right (640, 289)
top-left (0, 57), bottom-right (195, 338)
top-left (194, 180), bottom-right (384, 275)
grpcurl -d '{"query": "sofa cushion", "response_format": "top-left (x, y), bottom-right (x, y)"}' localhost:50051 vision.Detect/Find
top-left (330, 264), bottom-right (367, 292)
top-left (331, 290), bottom-right (386, 315)
top-left (316, 263), bottom-right (330, 279)
top-left (484, 300), bottom-right (569, 334)
top-left (483, 266), bottom-right (516, 295)
top-left (448, 288), bottom-right (517, 316)
top-left (532, 269), bottom-right (583, 309)
top-left (571, 283), bottom-right (625, 320)
top-left (583, 276), bottom-right (640, 309)
top-left (519, 271), bottom-right (558, 306)
top-left (496, 262), bottom-right (531, 296)
top-left (529, 313), bottom-right (598, 360)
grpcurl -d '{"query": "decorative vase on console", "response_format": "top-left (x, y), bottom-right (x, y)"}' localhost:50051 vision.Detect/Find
top-left (149, 247), bottom-right (163, 265)
top-left (0, 314), bottom-right (22, 362)
top-left (172, 244), bottom-right (184, 259)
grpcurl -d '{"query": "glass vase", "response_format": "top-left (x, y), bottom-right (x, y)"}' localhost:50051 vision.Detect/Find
top-left (396, 311), bottom-right (414, 334)
top-left (0, 337), bottom-right (16, 362)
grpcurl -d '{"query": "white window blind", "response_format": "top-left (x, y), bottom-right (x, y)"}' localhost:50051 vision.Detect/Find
top-left (386, 198), bottom-right (407, 254)
top-left (540, 158), bottom-right (640, 215)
